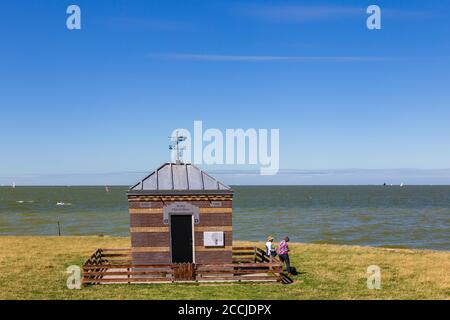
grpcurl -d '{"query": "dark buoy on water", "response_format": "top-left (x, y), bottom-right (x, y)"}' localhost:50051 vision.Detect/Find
top-left (57, 221), bottom-right (61, 236)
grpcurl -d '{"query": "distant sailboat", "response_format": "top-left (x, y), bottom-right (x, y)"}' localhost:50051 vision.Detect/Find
top-left (400, 183), bottom-right (404, 187)
top-left (12, 182), bottom-right (15, 189)
top-left (105, 185), bottom-right (110, 193)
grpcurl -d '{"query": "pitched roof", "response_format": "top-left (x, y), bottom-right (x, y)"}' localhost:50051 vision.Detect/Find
top-left (128, 163), bottom-right (233, 195)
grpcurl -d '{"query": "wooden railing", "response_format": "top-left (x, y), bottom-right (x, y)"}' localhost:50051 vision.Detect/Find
top-left (232, 246), bottom-right (256, 263)
top-left (83, 249), bottom-right (110, 284)
top-left (82, 247), bottom-right (287, 285)
top-left (94, 248), bottom-right (131, 265)
top-left (196, 262), bottom-right (283, 282)
top-left (255, 247), bottom-right (271, 263)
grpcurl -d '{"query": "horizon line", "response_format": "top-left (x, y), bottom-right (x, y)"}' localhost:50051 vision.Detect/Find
top-left (2, 167), bottom-right (450, 176)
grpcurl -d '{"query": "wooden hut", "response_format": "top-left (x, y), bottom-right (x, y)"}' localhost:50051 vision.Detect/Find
top-left (82, 162), bottom-right (287, 284)
top-left (127, 162), bottom-right (233, 265)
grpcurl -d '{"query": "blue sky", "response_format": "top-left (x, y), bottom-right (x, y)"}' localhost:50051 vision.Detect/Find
top-left (1, 1), bottom-right (450, 184)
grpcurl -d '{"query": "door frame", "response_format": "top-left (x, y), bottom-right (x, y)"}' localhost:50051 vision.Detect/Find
top-left (169, 213), bottom-right (195, 264)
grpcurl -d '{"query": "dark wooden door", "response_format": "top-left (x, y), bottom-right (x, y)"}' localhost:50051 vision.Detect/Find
top-left (170, 215), bottom-right (193, 263)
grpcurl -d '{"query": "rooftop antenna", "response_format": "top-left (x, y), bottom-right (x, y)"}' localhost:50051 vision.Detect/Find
top-left (169, 130), bottom-right (187, 164)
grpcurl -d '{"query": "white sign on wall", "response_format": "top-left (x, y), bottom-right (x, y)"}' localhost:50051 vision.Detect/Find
top-left (203, 232), bottom-right (224, 247)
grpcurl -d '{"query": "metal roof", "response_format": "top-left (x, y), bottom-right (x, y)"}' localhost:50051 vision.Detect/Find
top-left (128, 163), bottom-right (233, 195)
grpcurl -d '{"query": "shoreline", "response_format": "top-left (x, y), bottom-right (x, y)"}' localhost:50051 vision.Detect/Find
top-left (1, 235), bottom-right (448, 253)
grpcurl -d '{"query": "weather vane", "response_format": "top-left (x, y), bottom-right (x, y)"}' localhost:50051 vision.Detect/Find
top-left (169, 130), bottom-right (187, 164)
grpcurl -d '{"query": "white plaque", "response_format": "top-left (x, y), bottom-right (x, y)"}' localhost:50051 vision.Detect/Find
top-left (163, 202), bottom-right (199, 224)
top-left (203, 232), bottom-right (224, 247)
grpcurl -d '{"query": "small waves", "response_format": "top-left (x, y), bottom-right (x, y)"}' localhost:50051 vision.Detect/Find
top-left (56, 202), bottom-right (72, 206)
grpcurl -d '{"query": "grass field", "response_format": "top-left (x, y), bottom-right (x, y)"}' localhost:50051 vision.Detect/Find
top-left (0, 236), bottom-right (449, 300)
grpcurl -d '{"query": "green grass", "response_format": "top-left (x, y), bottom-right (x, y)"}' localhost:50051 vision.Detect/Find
top-left (0, 236), bottom-right (449, 300)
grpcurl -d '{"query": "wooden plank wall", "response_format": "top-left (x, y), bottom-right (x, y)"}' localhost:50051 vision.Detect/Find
top-left (128, 195), bottom-right (233, 265)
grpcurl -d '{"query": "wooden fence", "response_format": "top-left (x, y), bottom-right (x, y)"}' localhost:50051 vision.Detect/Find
top-left (82, 247), bottom-right (289, 285)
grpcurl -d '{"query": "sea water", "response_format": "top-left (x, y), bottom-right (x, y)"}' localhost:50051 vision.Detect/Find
top-left (0, 186), bottom-right (448, 250)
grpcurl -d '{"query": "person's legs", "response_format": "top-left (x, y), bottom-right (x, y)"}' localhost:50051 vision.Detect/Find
top-left (270, 251), bottom-right (276, 263)
top-left (279, 253), bottom-right (290, 273)
top-left (284, 254), bottom-right (291, 274)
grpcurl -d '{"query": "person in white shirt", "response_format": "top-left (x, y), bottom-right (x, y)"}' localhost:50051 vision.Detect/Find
top-left (265, 236), bottom-right (277, 262)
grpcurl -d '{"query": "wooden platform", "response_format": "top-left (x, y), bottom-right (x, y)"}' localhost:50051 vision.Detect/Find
top-left (82, 247), bottom-right (291, 285)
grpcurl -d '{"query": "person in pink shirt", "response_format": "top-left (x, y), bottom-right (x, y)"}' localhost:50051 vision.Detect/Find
top-left (278, 236), bottom-right (292, 275)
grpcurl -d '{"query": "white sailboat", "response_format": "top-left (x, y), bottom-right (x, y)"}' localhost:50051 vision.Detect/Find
top-left (105, 185), bottom-right (110, 193)
top-left (12, 182), bottom-right (16, 189)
